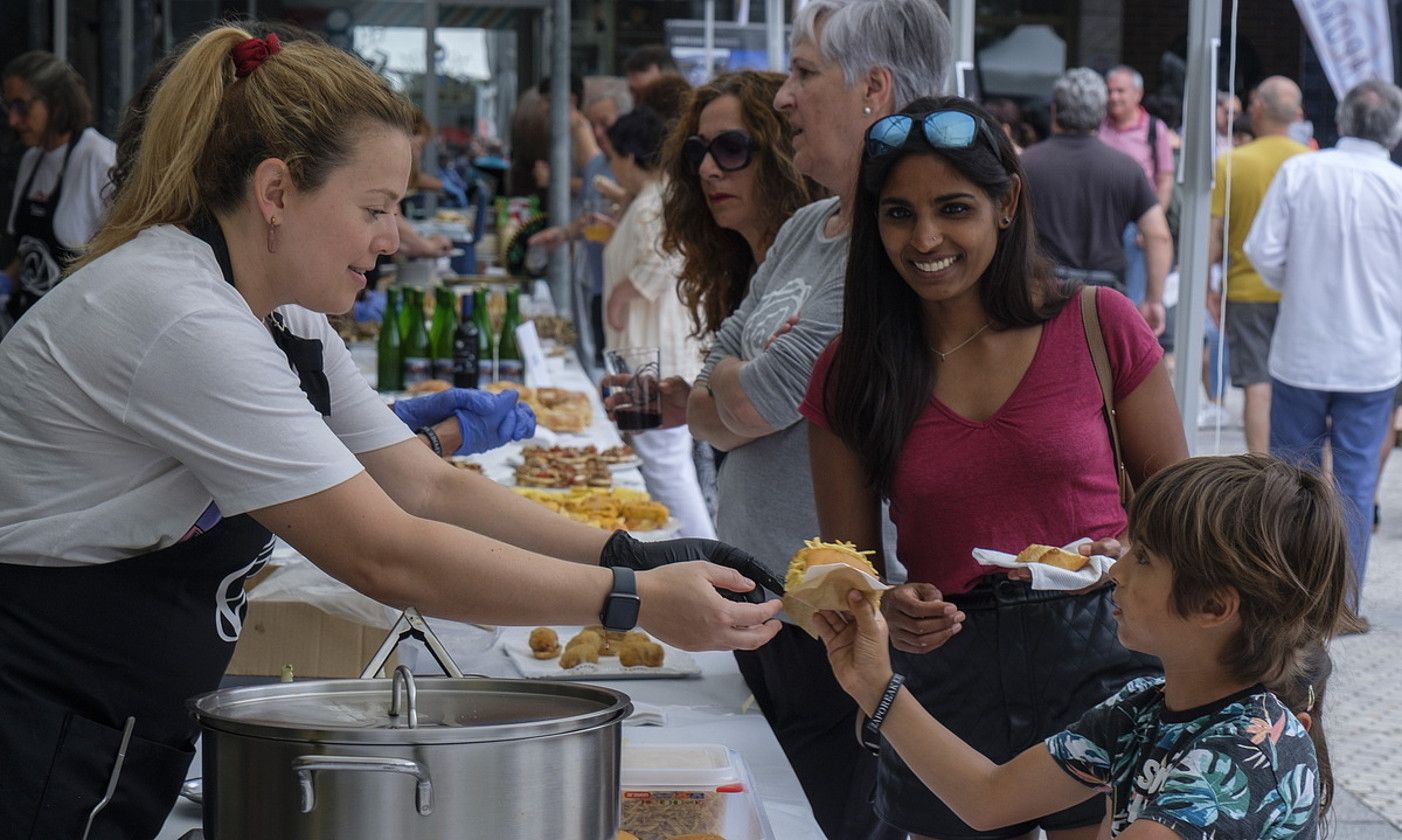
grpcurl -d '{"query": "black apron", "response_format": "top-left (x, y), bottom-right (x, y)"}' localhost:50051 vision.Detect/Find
top-left (8, 133), bottom-right (78, 324)
top-left (0, 218), bottom-right (330, 839)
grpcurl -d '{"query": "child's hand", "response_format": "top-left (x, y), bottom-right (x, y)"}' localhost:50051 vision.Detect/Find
top-left (815, 590), bottom-right (896, 715)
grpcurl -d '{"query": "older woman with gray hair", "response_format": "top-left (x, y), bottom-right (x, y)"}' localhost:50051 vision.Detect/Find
top-left (681, 0), bottom-right (950, 835)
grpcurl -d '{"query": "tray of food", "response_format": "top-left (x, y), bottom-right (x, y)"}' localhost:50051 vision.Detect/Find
top-left (481, 382), bottom-right (593, 433)
top-left (501, 626), bottom-right (701, 680)
top-left (511, 487), bottom-right (674, 535)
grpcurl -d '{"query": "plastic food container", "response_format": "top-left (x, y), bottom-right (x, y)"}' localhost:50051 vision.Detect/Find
top-left (620, 743), bottom-right (745, 840)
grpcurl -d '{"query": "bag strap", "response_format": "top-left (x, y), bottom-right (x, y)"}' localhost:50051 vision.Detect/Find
top-left (1079, 286), bottom-right (1134, 507)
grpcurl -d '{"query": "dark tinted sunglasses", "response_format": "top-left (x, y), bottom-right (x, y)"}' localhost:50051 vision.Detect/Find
top-left (864, 110), bottom-right (1001, 160)
top-left (683, 130), bottom-right (757, 173)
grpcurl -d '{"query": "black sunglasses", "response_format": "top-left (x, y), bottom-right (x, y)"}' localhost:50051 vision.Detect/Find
top-left (683, 130), bottom-right (757, 173)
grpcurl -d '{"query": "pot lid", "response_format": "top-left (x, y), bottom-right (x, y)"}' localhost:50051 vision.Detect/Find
top-left (191, 678), bottom-right (632, 745)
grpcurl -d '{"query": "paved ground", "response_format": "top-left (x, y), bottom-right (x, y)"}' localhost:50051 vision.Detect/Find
top-left (1194, 393), bottom-right (1402, 837)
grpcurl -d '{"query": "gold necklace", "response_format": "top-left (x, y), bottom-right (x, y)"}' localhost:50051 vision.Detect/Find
top-left (930, 320), bottom-right (991, 362)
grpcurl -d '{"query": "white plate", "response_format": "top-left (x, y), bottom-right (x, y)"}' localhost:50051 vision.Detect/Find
top-left (605, 456), bottom-right (644, 471)
top-left (500, 626), bottom-right (701, 680)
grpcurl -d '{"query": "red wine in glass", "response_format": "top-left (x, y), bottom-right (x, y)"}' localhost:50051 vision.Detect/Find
top-left (614, 407), bottom-right (662, 430)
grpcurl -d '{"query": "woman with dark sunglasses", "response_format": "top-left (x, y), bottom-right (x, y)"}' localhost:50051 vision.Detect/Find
top-left (800, 96), bottom-right (1187, 840)
top-left (661, 71), bottom-right (815, 342)
top-left (3, 51), bottom-right (115, 335)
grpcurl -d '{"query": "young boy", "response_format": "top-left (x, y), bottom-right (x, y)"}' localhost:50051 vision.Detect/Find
top-left (817, 455), bottom-right (1356, 839)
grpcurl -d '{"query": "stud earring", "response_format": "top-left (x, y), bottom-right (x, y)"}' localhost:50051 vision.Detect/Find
top-left (999, 217), bottom-right (1011, 228)
top-left (863, 106), bottom-right (873, 115)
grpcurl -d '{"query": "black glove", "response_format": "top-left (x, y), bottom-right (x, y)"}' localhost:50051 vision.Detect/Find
top-left (600, 531), bottom-right (786, 603)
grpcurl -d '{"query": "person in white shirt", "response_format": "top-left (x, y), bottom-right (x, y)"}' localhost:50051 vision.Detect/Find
top-left (3, 50), bottom-right (116, 334)
top-left (0, 27), bottom-right (782, 837)
top-left (1243, 79), bottom-right (1402, 618)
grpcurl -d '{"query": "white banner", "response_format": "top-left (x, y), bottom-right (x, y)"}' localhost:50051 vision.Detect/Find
top-left (1293, 0), bottom-right (1395, 99)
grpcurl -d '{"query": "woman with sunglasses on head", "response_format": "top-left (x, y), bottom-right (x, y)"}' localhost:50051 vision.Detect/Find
top-left (3, 51), bottom-right (115, 335)
top-left (679, 1), bottom-right (951, 837)
top-left (800, 96), bottom-right (1187, 840)
top-left (0, 29), bottom-right (784, 836)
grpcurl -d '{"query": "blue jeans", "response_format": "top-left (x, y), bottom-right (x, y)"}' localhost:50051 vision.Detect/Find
top-left (1121, 223), bottom-right (1146, 306)
top-left (1269, 379), bottom-right (1396, 602)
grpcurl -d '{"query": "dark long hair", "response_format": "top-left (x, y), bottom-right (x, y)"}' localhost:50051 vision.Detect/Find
top-left (825, 95), bottom-right (1067, 496)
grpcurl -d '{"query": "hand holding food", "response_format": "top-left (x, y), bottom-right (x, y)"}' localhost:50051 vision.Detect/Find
top-left (881, 582), bottom-right (965, 653)
top-left (814, 589), bottom-right (896, 716)
top-left (781, 539), bottom-right (887, 637)
top-left (600, 531), bottom-right (784, 603)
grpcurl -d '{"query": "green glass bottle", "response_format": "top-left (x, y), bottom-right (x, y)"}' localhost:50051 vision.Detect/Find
top-left (497, 287), bottom-right (524, 384)
top-left (473, 287), bottom-right (496, 384)
top-left (399, 287), bottom-right (419, 344)
top-left (401, 291), bottom-right (432, 387)
top-left (429, 287), bottom-right (457, 380)
top-left (376, 288), bottom-right (403, 392)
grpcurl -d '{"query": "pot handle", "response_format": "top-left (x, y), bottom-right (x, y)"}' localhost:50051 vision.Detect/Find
top-left (292, 755), bottom-right (433, 816)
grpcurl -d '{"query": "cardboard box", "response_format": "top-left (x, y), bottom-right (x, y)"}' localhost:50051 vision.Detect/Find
top-left (226, 559), bottom-right (397, 679)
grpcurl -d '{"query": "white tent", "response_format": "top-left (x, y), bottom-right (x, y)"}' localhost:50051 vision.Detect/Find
top-left (977, 24), bottom-right (1066, 98)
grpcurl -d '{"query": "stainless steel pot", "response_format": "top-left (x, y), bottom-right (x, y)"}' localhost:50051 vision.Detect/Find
top-left (190, 668), bottom-right (631, 839)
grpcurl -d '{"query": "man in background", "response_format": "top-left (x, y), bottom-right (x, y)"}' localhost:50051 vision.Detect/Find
top-left (1209, 76), bottom-right (1307, 454)
top-left (1244, 80), bottom-right (1402, 619)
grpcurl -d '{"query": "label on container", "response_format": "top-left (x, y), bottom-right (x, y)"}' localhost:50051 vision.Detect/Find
top-left (402, 356), bottom-right (432, 386)
top-left (478, 359), bottom-right (496, 383)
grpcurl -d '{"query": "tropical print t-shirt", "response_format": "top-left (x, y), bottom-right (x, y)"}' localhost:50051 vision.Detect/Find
top-left (1045, 677), bottom-right (1318, 839)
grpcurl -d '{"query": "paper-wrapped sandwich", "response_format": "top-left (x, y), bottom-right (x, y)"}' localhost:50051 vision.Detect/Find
top-left (781, 538), bottom-right (888, 637)
top-left (1014, 544), bottom-right (1090, 572)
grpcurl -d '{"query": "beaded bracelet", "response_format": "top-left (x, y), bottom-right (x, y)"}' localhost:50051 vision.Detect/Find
top-left (860, 673), bottom-right (906, 754)
top-left (416, 425), bottom-right (444, 457)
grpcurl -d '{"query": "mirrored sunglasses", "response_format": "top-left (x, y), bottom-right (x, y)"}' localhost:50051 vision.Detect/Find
top-left (864, 110), bottom-right (1000, 160)
top-left (683, 130), bottom-right (757, 173)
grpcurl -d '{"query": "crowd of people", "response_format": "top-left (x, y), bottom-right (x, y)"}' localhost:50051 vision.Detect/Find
top-left (0, 1), bottom-right (1398, 837)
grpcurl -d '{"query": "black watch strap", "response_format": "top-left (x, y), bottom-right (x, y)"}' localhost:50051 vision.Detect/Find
top-left (599, 566), bottom-right (641, 631)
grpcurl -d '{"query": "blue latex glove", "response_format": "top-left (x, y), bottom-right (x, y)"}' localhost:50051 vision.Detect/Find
top-left (352, 289), bottom-right (386, 323)
top-left (392, 388), bottom-right (536, 455)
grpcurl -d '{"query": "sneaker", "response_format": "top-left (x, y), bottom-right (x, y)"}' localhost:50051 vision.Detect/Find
top-left (1197, 402), bottom-right (1233, 429)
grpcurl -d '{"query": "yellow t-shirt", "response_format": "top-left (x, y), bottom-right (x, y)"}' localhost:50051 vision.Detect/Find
top-left (1211, 135), bottom-right (1309, 302)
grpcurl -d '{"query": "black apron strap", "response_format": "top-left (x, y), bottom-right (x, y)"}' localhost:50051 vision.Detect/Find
top-left (8, 133), bottom-right (80, 323)
top-left (188, 215), bottom-right (332, 415)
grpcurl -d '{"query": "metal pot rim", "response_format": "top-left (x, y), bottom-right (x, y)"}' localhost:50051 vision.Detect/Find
top-left (190, 678), bottom-right (632, 745)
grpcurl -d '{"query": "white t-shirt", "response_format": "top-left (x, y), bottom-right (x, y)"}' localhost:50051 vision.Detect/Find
top-left (6, 127), bottom-right (116, 248)
top-left (0, 225), bottom-right (413, 567)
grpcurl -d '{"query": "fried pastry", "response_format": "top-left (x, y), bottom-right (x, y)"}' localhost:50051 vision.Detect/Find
top-left (1014, 544), bottom-right (1090, 572)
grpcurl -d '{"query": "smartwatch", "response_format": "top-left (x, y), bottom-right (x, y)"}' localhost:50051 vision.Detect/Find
top-left (599, 566), bottom-right (641, 631)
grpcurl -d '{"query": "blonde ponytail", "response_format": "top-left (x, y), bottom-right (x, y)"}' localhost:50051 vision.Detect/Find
top-left (73, 26), bottom-right (415, 273)
top-left (75, 27), bottom-right (250, 271)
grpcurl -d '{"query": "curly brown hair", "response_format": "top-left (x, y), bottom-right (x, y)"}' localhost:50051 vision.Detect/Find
top-left (660, 71), bottom-right (817, 337)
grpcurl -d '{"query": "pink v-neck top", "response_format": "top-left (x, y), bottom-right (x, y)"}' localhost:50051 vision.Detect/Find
top-left (801, 287), bottom-right (1162, 596)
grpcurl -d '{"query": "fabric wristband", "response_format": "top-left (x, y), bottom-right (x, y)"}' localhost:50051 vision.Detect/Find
top-left (860, 673), bottom-right (906, 754)
top-left (416, 425), bottom-right (444, 457)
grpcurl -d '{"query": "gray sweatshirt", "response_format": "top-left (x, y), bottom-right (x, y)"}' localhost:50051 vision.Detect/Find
top-left (699, 197), bottom-right (848, 579)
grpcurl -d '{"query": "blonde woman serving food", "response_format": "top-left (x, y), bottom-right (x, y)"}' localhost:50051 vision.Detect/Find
top-left (0, 29), bottom-right (781, 836)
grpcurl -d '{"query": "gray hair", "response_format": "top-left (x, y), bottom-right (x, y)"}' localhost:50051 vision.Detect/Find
top-left (583, 76), bottom-right (633, 115)
top-left (1106, 65), bottom-right (1144, 92)
top-left (1336, 79), bottom-right (1402, 149)
top-left (1053, 67), bottom-right (1108, 132)
top-left (791, 0), bottom-right (951, 111)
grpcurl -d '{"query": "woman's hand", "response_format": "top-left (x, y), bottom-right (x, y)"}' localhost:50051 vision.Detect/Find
top-left (1005, 538), bottom-right (1121, 590)
top-left (882, 582), bottom-right (965, 653)
top-left (601, 374), bottom-right (690, 429)
top-left (815, 591), bottom-right (896, 714)
top-left (635, 562), bottom-right (783, 651)
top-left (606, 280), bottom-right (640, 331)
top-left (764, 314), bottom-right (800, 350)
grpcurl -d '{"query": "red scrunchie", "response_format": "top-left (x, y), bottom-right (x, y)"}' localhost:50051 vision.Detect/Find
top-left (232, 33), bottom-right (282, 78)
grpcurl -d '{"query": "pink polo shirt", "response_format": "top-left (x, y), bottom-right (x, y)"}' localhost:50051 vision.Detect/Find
top-left (1098, 107), bottom-right (1175, 189)
top-left (800, 288), bottom-right (1162, 596)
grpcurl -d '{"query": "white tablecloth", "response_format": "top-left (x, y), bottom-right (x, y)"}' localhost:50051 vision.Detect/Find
top-left (157, 338), bottom-right (823, 839)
